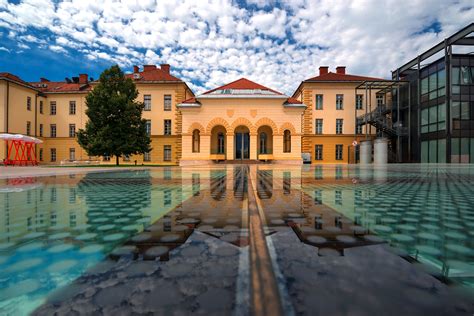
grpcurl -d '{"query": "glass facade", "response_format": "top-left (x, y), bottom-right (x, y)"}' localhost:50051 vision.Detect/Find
top-left (414, 55), bottom-right (474, 163)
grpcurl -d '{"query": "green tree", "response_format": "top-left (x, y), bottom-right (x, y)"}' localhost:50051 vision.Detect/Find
top-left (77, 65), bottom-right (151, 166)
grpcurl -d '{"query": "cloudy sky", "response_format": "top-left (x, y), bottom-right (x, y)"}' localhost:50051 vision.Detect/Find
top-left (0, 0), bottom-right (472, 94)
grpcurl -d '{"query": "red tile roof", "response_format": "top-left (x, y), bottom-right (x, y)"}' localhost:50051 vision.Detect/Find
top-left (285, 97), bottom-right (303, 104)
top-left (203, 78), bottom-right (283, 95)
top-left (304, 71), bottom-right (386, 82)
top-left (181, 97), bottom-right (198, 104)
top-left (29, 81), bottom-right (91, 93)
top-left (125, 66), bottom-right (181, 82)
top-left (0, 72), bottom-right (35, 88)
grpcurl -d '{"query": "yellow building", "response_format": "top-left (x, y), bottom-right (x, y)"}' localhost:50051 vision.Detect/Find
top-left (292, 66), bottom-right (380, 163)
top-left (178, 78), bottom-right (305, 165)
top-left (1, 65), bottom-right (384, 165)
top-left (1, 65), bottom-right (193, 165)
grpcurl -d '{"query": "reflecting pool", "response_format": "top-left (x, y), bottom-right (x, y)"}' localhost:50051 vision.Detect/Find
top-left (0, 165), bottom-right (473, 315)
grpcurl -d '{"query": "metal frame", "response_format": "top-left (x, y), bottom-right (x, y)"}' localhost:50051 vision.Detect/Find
top-left (354, 80), bottom-right (409, 162)
top-left (392, 23), bottom-right (474, 163)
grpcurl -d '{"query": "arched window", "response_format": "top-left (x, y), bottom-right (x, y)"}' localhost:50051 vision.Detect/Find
top-left (217, 132), bottom-right (225, 154)
top-left (192, 129), bottom-right (200, 153)
top-left (283, 130), bottom-right (291, 153)
top-left (259, 132), bottom-right (267, 154)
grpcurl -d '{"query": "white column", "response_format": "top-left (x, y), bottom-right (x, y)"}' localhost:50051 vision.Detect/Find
top-left (374, 138), bottom-right (388, 165)
top-left (360, 140), bottom-right (372, 164)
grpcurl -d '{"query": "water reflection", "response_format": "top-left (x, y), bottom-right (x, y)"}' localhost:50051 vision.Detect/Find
top-left (0, 164), bottom-right (473, 315)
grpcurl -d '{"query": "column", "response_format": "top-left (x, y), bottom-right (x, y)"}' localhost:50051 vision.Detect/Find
top-left (226, 134), bottom-right (234, 160)
top-left (250, 133), bottom-right (257, 160)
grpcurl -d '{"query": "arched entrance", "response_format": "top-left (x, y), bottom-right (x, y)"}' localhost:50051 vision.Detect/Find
top-left (211, 125), bottom-right (227, 157)
top-left (234, 125), bottom-right (250, 160)
top-left (257, 125), bottom-right (273, 156)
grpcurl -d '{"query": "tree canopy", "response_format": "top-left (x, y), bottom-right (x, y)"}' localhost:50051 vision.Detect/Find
top-left (77, 65), bottom-right (151, 165)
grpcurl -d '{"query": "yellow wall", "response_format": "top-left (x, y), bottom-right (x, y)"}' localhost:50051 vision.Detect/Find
top-left (180, 98), bottom-right (304, 164)
top-left (294, 81), bottom-right (378, 163)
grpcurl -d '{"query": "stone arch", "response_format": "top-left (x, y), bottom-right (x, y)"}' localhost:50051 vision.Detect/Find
top-left (187, 122), bottom-right (205, 135)
top-left (231, 117), bottom-right (256, 135)
top-left (206, 117), bottom-right (231, 134)
top-left (254, 118), bottom-right (278, 134)
top-left (279, 122), bottom-right (297, 135)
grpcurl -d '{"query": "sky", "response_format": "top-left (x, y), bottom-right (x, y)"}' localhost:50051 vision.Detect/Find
top-left (0, 0), bottom-right (473, 95)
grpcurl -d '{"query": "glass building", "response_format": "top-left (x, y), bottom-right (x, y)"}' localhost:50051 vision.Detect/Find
top-left (392, 23), bottom-right (474, 163)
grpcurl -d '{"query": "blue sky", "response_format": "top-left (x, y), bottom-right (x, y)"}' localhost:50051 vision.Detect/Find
top-left (0, 0), bottom-right (473, 94)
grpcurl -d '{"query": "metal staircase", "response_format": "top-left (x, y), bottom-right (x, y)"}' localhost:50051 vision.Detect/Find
top-left (356, 105), bottom-right (407, 137)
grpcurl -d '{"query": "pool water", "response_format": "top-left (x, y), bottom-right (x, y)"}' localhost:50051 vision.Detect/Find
top-left (0, 165), bottom-right (473, 315)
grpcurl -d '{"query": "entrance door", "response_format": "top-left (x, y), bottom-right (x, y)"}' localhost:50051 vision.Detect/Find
top-left (235, 133), bottom-right (250, 159)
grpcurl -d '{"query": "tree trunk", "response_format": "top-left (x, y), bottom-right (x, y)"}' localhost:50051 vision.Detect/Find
top-left (116, 155), bottom-right (119, 166)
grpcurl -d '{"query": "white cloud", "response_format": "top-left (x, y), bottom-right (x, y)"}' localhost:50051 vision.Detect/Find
top-left (0, 46), bottom-right (10, 52)
top-left (0, 0), bottom-right (472, 94)
top-left (49, 45), bottom-right (67, 54)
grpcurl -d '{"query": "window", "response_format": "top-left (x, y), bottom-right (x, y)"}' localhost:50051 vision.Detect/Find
top-left (69, 148), bottom-right (75, 161)
top-left (144, 95), bottom-right (151, 111)
top-left (315, 94), bottom-right (323, 110)
top-left (50, 101), bottom-right (56, 115)
top-left (259, 132), bottom-right (267, 154)
top-left (422, 139), bottom-right (446, 163)
top-left (356, 94), bottom-right (363, 110)
top-left (123, 155), bottom-right (130, 162)
top-left (283, 130), bottom-right (291, 153)
top-left (164, 95), bottom-right (172, 111)
top-left (103, 155), bottom-right (110, 161)
top-left (27, 96), bottom-right (31, 111)
top-left (144, 152), bottom-right (151, 161)
top-left (192, 129), bottom-right (200, 153)
top-left (217, 132), bottom-right (225, 154)
top-left (421, 103), bottom-right (446, 133)
top-left (39, 101), bottom-right (43, 114)
top-left (26, 121), bottom-right (31, 136)
top-left (336, 119), bottom-right (343, 134)
top-left (164, 119), bottom-right (171, 135)
top-left (164, 145), bottom-right (172, 161)
top-left (376, 94), bottom-right (384, 106)
top-left (315, 145), bottom-right (323, 160)
top-left (145, 120), bottom-right (151, 136)
top-left (50, 148), bottom-right (56, 162)
top-left (336, 94), bottom-right (343, 110)
top-left (69, 101), bottom-right (76, 115)
top-left (39, 124), bottom-right (43, 137)
top-left (356, 124), bottom-right (363, 135)
top-left (69, 124), bottom-right (76, 138)
top-left (315, 119), bottom-right (323, 134)
top-left (335, 144), bottom-right (343, 160)
top-left (50, 124), bottom-right (57, 138)
top-left (39, 148), bottom-right (43, 161)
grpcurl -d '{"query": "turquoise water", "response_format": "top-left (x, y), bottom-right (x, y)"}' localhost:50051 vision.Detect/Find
top-left (0, 170), bottom-right (185, 315)
top-left (300, 165), bottom-right (474, 287)
top-left (0, 165), bottom-right (473, 315)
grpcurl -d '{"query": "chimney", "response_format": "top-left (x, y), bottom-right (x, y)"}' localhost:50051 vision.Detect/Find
top-left (79, 74), bottom-right (88, 84)
top-left (133, 65), bottom-right (139, 73)
top-left (336, 66), bottom-right (346, 74)
top-left (143, 65), bottom-right (156, 71)
top-left (319, 66), bottom-right (329, 75)
top-left (160, 64), bottom-right (170, 74)
top-left (40, 77), bottom-right (49, 82)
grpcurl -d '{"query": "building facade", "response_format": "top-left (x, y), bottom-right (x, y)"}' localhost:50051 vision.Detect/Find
top-left (292, 66), bottom-right (379, 163)
top-left (0, 65), bottom-right (399, 166)
top-left (0, 64), bottom-right (193, 165)
top-left (390, 23), bottom-right (474, 163)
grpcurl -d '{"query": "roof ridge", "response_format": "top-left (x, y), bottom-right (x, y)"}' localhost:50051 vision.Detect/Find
top-left (202, 77), bottom-right (283, 95)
